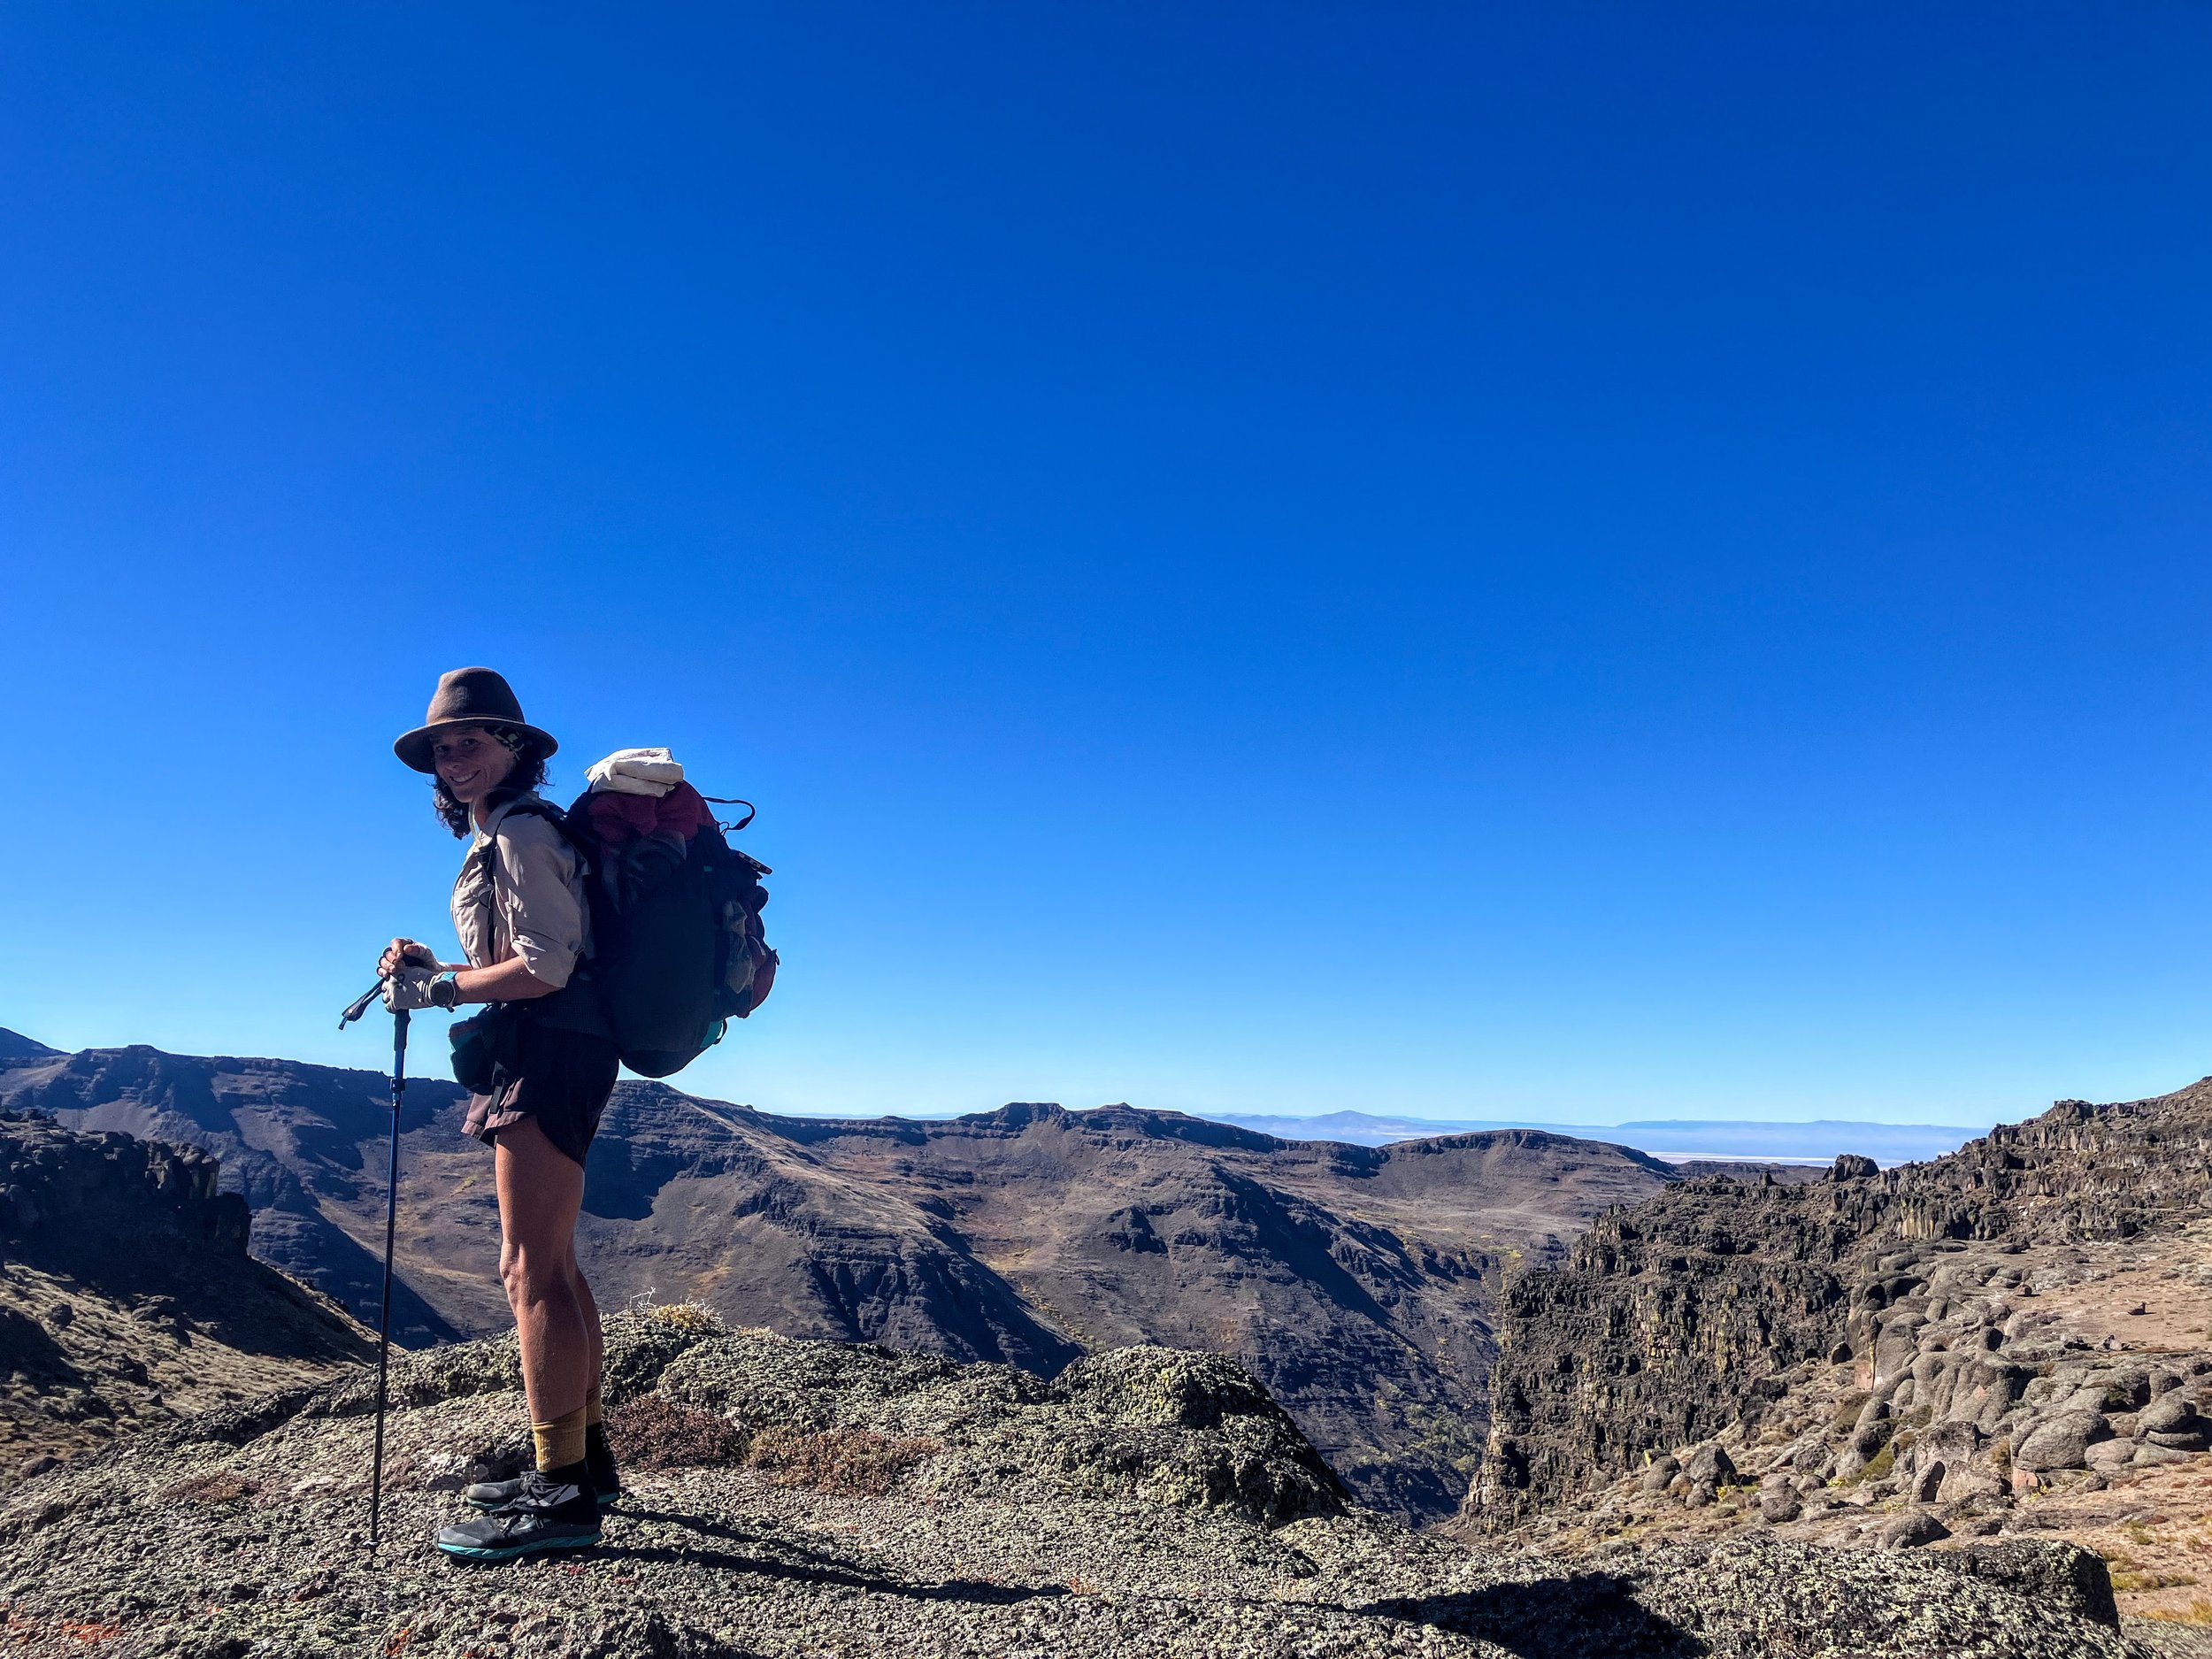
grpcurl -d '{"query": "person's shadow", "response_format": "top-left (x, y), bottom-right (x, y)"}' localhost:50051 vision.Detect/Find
top-left (1358, 1574), bottom-right (1705, 1658)
top-left (613, 1503), bottom-right (1700, 1650)
top-left (605, 1504), bottom-right (1070, 1607)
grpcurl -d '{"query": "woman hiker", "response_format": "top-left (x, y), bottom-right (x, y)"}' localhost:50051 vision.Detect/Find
top-left (378, 666), bottom-right (621, 1561)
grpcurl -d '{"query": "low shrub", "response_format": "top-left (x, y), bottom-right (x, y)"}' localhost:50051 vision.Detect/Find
top-left (2110, 1566), bottom-right (2197, 1593)
top-left (604, 1394), bottom-right (748, 1470)
top-left (744, 1426), bottom-right (941, 1496)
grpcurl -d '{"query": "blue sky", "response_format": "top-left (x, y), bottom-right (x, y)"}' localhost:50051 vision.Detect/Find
top-left (4, 4), bottom-right (2210, 1127)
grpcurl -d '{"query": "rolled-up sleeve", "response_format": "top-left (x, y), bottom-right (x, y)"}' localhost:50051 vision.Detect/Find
top-left (492, 817), bottom-right (587, 988)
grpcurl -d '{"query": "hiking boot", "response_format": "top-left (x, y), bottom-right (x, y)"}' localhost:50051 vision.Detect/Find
top-left (586, 1420), bottom-right (620, 1502)
top-left (463, 1470), bottom-right (623, 1509)
top-left (436, 1471), bottom-right (601, 1561)
top-left (465, 1432), bottom-right (621, 1510)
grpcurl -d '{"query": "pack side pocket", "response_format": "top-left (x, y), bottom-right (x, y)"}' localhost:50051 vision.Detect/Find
top-left (449, 1005), bottom-right (521, 1095)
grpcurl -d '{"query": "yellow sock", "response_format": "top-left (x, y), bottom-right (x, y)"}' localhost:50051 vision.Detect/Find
top-left (586, 1381), bottom-right (603, 1427)
top-left (532, 1405), bottom-right (588, 1473)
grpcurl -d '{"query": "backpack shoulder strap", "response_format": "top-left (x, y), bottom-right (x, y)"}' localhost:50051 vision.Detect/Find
top-left (483, 794), bottom-right (595, 881)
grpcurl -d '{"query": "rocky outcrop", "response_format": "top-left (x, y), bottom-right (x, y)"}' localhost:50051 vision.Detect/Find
top-left (0, 1043), bottom-right (468, 1345)
top-left (0, 1305), bottom-right (2132, 1657)
top-left (0, 1107), bottom-right (246, 1265)
top-left (1471, 1079), bottom-right (2212, 1529)
top-left (0, 1110), bottom-right (371, 1479)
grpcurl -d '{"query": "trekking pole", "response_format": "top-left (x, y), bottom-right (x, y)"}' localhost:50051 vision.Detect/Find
top-left (370, 1005), bottom-right (406, 1549)
top-left (339, 982), bottom-right (406, 1551)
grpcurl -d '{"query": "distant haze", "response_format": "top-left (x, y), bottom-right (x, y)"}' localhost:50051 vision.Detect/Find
top-left (1189, 1111), bottom-right (1985, 1166)
top-left (773, 1098), bottom-right (1990, 1166)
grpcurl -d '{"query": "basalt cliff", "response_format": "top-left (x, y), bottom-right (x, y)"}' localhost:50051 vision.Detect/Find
top-left (1466, 1076), bottom-right (2212, 1643)
top-left (0, 1107), bottom-right (369, 1476)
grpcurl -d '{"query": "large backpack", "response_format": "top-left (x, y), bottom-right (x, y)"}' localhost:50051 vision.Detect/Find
top-left (519, 783), bottom-right (778, 1078)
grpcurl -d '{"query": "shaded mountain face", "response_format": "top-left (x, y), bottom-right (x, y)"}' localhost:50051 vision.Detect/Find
top-left (0, 1043), bottom-right (469, 1348)
top-left (0, 1040), bottom-right (1678, 1520)
top-left (0, 1031), bottom-right (57, 1064)
top-left (722, 1105), bottom-right (1678, 1518)
top-left (0, 1108), bottom-right (371, 1478)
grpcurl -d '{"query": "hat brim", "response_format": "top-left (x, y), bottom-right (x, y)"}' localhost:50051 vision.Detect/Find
top-left (394, 719), bottom-right (560, 774)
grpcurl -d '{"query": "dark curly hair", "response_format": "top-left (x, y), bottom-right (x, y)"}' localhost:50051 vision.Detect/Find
top-left (431, 726), bottom-right (553, 837)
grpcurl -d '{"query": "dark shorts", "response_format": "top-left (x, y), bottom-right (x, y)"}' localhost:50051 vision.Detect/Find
top-left (461, 1018), bottom-right (620, 1168)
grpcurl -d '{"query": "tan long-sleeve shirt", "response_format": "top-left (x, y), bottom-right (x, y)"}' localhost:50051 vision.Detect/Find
top-left (450, 794), bottom-right (592, 988)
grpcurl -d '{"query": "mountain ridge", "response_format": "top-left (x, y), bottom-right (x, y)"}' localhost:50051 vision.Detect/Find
top-left (0, 1032), bottom-right (1682, 1520)
top-left (1205, 1108), bottom-right (1987, 1161)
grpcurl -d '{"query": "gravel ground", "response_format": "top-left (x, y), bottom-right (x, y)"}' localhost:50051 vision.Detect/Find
top-left (0, 1311), bottom-right (2143, 1658)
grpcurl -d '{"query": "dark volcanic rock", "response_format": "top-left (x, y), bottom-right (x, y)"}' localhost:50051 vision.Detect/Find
top-left (0, 1043), bottom-right (465, 1345)
top-left (0, 1110), bottom-right (370, 1477)
top-left (0, 1108), bottom-right (245, 1268)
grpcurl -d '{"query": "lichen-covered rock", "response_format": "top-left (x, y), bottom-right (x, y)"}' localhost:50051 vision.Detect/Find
top-left (2140, 1393), bottom-right (2201, 1435)
top-left (2147, 1425), bottom-right (2210, 1452)
top-left (1623, 1540), bottom-right (2124, 1657)
top-left (655, 1327), bottom-right (1347, 1523)
top-left (1680, 1442), bottom-right (1735, 1488)
top-left (1924, 1540), bottom-right (2120, 1630)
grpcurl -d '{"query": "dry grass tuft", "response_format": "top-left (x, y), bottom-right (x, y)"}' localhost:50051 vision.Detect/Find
top-left (644, 1300), bottom-right (726, 1334)
top-left (744, 1426), bottom-right (941, 1496)
top-left (162, 1471), bottom-right (258, 1504)
top-left (2110, 1567), bottom-right (2198, 1593)
top-left (604, 1394), bottom-right (748, 1470)
top-left (2144, 1597), bottom-right (2212, 1625)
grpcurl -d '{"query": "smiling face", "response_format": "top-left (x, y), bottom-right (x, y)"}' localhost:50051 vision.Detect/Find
top-left (430, 725), bottom-right (517, 815)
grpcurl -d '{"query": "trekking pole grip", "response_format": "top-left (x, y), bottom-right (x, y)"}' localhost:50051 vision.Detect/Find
top-left (339, 982), bottom-right (384, 1029)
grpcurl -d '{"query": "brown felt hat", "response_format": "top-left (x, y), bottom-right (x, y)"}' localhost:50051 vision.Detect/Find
top-left (393, 667), bottom-right (559, 773)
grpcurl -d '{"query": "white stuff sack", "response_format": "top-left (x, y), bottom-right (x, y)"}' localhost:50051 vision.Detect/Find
top-left (585, 747), bottom-right (685, 797)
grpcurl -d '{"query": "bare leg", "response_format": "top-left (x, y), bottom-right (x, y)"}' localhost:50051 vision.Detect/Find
top-left (566, 1241), bottom-right (604, 1401)
top-left (493, 1118), bottom-right (591, 1428)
